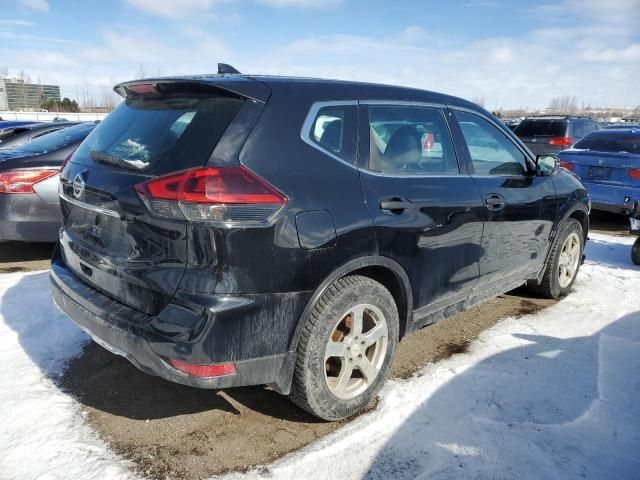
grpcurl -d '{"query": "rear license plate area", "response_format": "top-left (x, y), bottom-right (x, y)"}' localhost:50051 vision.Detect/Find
top-left (588, 166), bottom-right (611, 180)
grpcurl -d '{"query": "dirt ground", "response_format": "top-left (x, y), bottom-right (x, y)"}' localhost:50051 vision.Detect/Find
top-left (59, 288), bottom-right (556, 480)
top-left (0, 241), bottom-right (54, 273)
top-left (1, 212), bottom-right (633, 480)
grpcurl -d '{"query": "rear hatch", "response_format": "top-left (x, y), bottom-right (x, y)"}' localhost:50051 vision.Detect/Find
top-left (514, 119), bottom-right (570, 154)
top-left (59, 81), bottom-right (259, 317)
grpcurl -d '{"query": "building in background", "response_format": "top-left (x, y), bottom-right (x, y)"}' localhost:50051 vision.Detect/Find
top-left (0, 78), bottom-right (61, 111)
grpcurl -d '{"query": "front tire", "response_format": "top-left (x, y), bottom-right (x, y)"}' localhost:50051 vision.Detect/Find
top-left (632, 237), bottom-right (640, 265)
top-left (529, 218), bottom-right (584, 299)
top-left (289, 275), bottom-right (399, 421)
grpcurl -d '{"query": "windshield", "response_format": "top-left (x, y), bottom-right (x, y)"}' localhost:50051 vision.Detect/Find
top-left (17, 123), bottom-right (96, 154)
top-left (573, 130), bottom-right (640, 154)
top-left (515, 119), bottom-right (566, 137)
top-left (73, 92), bottom-right (244, 174)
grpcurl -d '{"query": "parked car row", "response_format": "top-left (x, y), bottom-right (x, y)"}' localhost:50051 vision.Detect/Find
top-left (0, 69), bottom-right (635, 421)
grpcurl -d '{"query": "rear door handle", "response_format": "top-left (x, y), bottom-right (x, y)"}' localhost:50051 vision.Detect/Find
top-left (379, 199), bottom-right (413, 213)
top-left (485, 194), bottom-right (506, 211)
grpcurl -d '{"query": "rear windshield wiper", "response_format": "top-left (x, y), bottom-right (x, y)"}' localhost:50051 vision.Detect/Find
top-left (89, 150), bottom-right (147, 171)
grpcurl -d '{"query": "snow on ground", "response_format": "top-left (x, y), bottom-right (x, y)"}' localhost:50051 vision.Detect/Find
top-left (0, 232), bottom-right (638, 480)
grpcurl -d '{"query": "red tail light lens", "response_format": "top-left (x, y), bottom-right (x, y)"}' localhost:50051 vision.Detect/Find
top-left (0, 168), bottom-right (59, 194)
top-left (135, 166), bottom-right (287, 224)
top-left (629, 168), bottom-right (640, 179)
top-left (559, 161), bottom-right (574, 171)
top-left (548, 136), bottom-right (574, 147)
top-left (167, 358), bottom-right (236, 378)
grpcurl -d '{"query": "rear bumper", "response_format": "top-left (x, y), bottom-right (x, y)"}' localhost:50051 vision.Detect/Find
top-left (0, 193), bottom-right (62, 242)
top-left (583, 182), bottom-right (638, 214)
top-left (50, 250), bottom-right (307, 393)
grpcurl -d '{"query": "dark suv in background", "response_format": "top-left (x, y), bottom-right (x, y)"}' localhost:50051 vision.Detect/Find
top-left (514, 115), bottom-right (601, 155)
top-left (50, 68), bottom-right (590, 420)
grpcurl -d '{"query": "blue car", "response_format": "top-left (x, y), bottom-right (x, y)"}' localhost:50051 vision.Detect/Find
top-left (0, 120), bottom-right (39, 129)
top-left (558, 127), bottom-right (640, 214)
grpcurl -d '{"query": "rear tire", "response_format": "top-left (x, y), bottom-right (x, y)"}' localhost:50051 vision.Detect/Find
top-left (289, 275), bottom-right (399, 421)
top-left (632, 237), bottom-right (640, 266)
top-left (528, 218), bottom-right (584, 299)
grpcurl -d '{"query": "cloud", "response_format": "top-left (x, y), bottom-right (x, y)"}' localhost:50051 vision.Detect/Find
top-left (464, 1), bottom-right (499, 7)
top-left (530, 0), bottom-right (640, 29)
top-left (0, 31), bottom-right (76, 44)
top-left (0, 19), bottom-right (36, 27)
top-left (18, 0), bottom-right (49, 12)
top-left (256, 0), bottom-right (342, 8)
top-left (123, 0), bottom-right (217, 18)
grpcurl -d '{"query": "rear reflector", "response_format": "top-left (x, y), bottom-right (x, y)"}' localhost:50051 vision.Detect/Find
top-left (167, 358), bottom-right (236, 378)
top-left (548, 137), bottom-right (574, 147)
top-left (135, 166), bottom-right (287, 224)
top-left (0, 168), bottom-right (59, 194)
top-left (629, 168), bottom-right (640, 179)
top-left (559, 161), bottom-right (574, 171)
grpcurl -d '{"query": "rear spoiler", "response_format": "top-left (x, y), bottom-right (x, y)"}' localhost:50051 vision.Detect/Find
top-left (114, 74), bottom-right (271, 104)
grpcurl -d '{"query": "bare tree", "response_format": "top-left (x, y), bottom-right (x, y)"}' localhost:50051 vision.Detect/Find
top-left (548, 95), bottom-right (578, 114)
top-left (135, 62), bottom-right (147, 79)
top-left (472, 96), bottom-right (486, 108)
top-left (0, 66), bottom-right (8, 79)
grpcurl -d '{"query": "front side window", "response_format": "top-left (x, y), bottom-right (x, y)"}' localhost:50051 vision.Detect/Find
top-left (455, 111), bottom-right (528, 176)
top-left (367, 105), bottom-right (458, 175)
top-left (307, 104), bottom-right (357, 164)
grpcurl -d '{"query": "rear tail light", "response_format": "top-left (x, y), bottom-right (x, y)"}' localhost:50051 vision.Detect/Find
top-left (629, 168), bottom-right (640, 179)
top-left (559, 161), bottom-right (574, 171)
top-left (548, 136), bottom-right (574, 147)
top-left (167, 358), bottom-right (236, 377)
top-left (0, 168), bottom-right (59, 194)
top-left (135, 166), bottom-right (287, 224)
top-left (422, 132), bottom-right (434, 151)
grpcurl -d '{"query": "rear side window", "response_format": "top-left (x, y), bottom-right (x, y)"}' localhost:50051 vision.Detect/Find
top-left (573, 131), bottom-right (640, 154)
top-left (306, 104), bottom-right (357, 164)
top-left (455, 111), bottom-right (528, 176)
top-left (73, 91), bottom-right (244, 175)
top-left (515, 119), bottom-right (566, 137)
top-left (367, 105), bottom-right (458, 175)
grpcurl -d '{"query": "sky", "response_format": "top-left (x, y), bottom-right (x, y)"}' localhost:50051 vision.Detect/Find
top-left (0, 0), bottom-right (638, 110)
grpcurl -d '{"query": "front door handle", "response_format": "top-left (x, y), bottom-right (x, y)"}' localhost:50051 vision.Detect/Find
top-left (380, 200), bottom-right (413, 212)
top-left (485, 194), bottom-right (506, 211)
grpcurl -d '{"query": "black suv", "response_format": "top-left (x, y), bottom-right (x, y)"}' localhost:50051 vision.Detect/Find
top-left (514, 116), bottom-right (601, 155)
top-left (50, 69), bottom-right (590, 420)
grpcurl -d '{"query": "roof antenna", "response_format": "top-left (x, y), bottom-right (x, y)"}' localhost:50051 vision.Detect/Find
top-left (217, 63), bottom-right (241, 75)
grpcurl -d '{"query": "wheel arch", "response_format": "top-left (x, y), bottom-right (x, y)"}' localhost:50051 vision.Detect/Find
top-left (287, 255), bottom-right (414, 354)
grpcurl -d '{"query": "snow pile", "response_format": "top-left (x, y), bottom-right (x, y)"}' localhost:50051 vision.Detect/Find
top-left (0, 272), bottom-right (135, 480)
top-left (0, 233), bottom-right (638, 480)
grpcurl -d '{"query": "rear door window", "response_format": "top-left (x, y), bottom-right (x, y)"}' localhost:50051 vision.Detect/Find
top-left (73, 91), bottom-right (244, 175)
top-left (367, 105), bottom-right (459, 175)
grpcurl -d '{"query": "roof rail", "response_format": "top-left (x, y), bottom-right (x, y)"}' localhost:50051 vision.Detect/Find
top-left (217, 63), bottom-right (241, 75)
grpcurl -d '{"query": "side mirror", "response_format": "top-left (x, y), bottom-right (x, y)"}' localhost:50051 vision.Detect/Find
top-left (536, 154), bottom-right (559, 176)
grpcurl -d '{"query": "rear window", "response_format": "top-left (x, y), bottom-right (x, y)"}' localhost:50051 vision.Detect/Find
top-left (73, 91), bottom-right (244, 174)
top-left (15, 123), bottom-right (95, 154)
top-left (573, 131), bottom-right (640, 154)
top-left (514, 119), bottom-right (566, 137)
